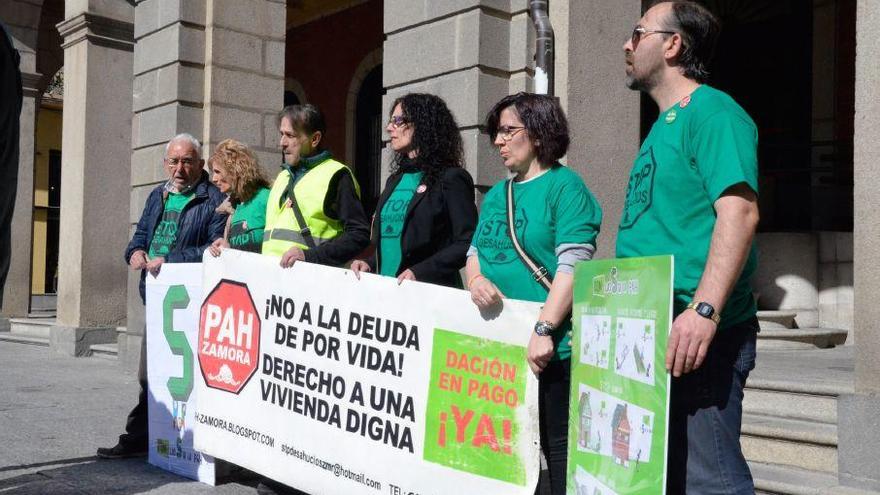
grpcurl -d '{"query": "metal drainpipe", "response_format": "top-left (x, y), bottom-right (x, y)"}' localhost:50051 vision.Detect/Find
top-left (529, 0), bottom-right (554, 96)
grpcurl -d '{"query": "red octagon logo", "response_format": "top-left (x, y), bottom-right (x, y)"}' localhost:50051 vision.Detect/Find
top-left (198, 279), bottom-right (261, 394)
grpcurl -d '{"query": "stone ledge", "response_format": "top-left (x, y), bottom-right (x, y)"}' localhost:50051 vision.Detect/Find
top-left (757, 327), bottom-right (848, 350)
top-left (57, 12), bottom-right (135, 52)
top-left (49, 325), bottom-right (117, 357)
top-left (0, 333), bottom-right (49, 347)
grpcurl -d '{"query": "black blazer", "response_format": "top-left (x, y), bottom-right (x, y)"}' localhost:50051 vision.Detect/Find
top-left (367, 167), bottom-right (477, 288)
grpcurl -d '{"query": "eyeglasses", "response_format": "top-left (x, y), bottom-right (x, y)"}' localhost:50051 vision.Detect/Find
top-left (495, 126), bottom-right (525, 142)
top-left (388, 115), bottom-right (408, 128)
top-left (165, 157), bottom-right (197, 167)
top-left (630, 26), bottom-right (676, 50)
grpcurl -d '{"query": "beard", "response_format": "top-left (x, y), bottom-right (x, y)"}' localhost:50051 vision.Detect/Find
top-left (625, 64), bottom-right (661, 92)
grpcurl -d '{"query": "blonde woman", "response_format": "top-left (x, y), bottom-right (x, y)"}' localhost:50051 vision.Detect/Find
top-left (207, 139), bottom-right (271, 254)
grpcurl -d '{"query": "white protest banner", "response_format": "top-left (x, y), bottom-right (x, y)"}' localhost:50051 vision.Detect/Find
top-left (146, 263), bottom-right (216, 484)
top-left (193, 249), bottom-right (542, 495)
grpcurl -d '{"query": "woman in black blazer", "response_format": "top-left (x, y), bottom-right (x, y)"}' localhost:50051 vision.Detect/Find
top-left (351, 93), bottom-right (477, 288)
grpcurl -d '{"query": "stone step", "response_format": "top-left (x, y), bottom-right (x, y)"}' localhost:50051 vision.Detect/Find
top-left (0, 333), bottom-right (50, 347)
top-left (757, 327), bottom-right (848, 350)
top-left (742, 413), bottom-right (837, 473)
top-left (8, 318), bottom-right (54, 339)
top-left (751, 461), bottom-right (880, 495)
top-left (758, 310), bottom-right (798, 329)
top-left (30, 293), bottom-right (57, 312)
top-left (744, 386), bottom-right (838, 424)
top-left (89, 343), bottom-right (118, 360)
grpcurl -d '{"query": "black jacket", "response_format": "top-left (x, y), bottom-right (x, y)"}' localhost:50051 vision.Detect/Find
top-left (367, 167), bottom-right (477, 287)
top-left (125, 171), bottom-right (227, 302)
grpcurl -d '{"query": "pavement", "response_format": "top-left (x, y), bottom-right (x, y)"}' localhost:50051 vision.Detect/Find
top-left (0, 340), bottom-right (262, 494)
top-left (0, 336), bottom-right (861, 494)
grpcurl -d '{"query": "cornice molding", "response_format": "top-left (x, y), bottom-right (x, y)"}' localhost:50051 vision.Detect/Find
top-left (20, 71), bottom-right (43, 98)
top-left (57, 12), bottom-right (135, 52)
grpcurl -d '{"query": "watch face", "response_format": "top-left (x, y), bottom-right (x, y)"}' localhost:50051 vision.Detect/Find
top-left (534, 322), bottom-right (553, 336)
top-left (696, 303), bottom-right (713, 317)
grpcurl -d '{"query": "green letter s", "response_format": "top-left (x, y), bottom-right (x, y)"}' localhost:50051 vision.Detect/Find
top-left (163, 285), bottom-right (193, 402)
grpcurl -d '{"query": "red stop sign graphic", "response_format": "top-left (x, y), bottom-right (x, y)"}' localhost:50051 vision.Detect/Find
top-left (198, 279), bottom-right (261, 394)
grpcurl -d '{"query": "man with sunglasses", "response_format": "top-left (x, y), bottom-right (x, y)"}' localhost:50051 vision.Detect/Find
top-left (262, 103), bottom-right (369, 269)
top-left (98, 133), bottom-right (226, 459)
top-left (616, 2), bottom-right (760, 494)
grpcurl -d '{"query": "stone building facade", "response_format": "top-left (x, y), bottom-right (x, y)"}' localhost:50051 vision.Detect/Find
top-left (1, 0), bottom-right (878, 490)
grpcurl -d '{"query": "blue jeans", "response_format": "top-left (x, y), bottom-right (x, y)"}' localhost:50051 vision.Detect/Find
top-left (666, 317), bottom-right (758, 494)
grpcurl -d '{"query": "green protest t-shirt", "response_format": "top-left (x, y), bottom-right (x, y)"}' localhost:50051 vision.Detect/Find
top-left (228, 187), bottom-right (270, 253)
top-left (148, 191), bottom-right (195, 258)
top-left (615, 85), bottom-right (759, 328)
top-left (472, 165), bottom-right (602, 360)
top-left (379, 171), bottom-right (423, 277)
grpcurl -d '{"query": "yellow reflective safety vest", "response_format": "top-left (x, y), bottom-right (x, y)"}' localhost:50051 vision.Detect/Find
top-left (262, 157), bottom-right (360, 257)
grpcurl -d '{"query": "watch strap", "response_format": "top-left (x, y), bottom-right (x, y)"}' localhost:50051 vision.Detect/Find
top-left (687, 301), bottom-right (721, 325)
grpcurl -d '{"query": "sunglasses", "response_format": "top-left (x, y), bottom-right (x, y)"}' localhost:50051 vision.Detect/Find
top-left (630, 26), bottom-right (676, 50)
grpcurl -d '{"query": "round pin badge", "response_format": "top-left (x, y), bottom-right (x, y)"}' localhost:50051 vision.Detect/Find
top-left (416, 184), bottom-right (427, 194)
top-left (665, 110), bottom-right (677, 124)
top-left (679, 95), bottom-right (691, 108)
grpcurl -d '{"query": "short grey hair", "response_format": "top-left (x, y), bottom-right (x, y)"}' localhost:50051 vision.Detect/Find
top-left (165, 133), bottom-right (202, 157)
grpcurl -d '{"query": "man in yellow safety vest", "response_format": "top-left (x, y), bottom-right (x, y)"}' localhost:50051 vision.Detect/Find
top-left (263, 104), bottom-right (369, 268)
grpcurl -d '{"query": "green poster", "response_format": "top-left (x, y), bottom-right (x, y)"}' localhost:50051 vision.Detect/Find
top-left (423, 329), bottom-right (529, 486)
top-left (567, 256), bottom-right (673, 495)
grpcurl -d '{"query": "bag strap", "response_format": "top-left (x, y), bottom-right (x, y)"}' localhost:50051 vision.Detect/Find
top-left (506, 179), bottom-right (553, 292)
top-left (283, 169), bottom-right (317, 250)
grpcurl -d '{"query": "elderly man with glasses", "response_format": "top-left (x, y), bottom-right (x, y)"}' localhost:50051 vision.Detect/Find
top-left (97, 133), bottom-right (226, 459)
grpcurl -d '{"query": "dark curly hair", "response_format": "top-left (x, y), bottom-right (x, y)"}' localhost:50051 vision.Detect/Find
top-left (485, 92), bottom-right (570, 166)
top-left (389, 93), bottom-right (464, 187)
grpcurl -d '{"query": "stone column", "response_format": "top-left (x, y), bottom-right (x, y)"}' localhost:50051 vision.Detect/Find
top-left (2, 75), bottom-right (39, 320)
top-left (382, 0), bottom-right (534, 188)
top-left (124, 0), bottom-right (284, 372)
top-left (202, 0), bottom-right (286, 176)
top-left (127, 0), bottom-right (208, 371)
top-left (53, 3), bottom-right (135, 356)
top-left (561, 0), bottom-right (642, 257)
top-left (0, 3), bottom-right (41, 321)
top-left (837, 0), bottom-right (880, 490)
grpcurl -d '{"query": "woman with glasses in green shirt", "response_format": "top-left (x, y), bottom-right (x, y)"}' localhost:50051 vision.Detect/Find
top-left (466, 93), bottom-right (602, 495)
top-left (350, 93), bottom-right (477, 287)
top-left (207, 139), bottom-right (271, 255)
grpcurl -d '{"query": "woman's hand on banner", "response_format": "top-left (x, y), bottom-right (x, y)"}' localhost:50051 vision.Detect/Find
top-left (208, 238), bottom-right (230, 257)
top-left (350, 260), bottom-right (371, 279)
top-left (397, 269), bottom-right (417, 285)
top-left (280, 247), bottom-right (305, 268)
top-left (469, 276), bottom-right (504, 309)
top-left (527, 332), bottom-right (554, 374)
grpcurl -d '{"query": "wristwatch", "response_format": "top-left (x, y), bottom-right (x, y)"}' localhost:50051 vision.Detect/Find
top-left (534, 320), bottom-right (555, 336)
top-left (687, 301), bottom-right (721, 325)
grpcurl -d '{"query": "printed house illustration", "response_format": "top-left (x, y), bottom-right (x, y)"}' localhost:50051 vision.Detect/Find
top-left (578, 391), bottom-right (592, 448)
top-left (612, 404), bottom-right (631, 467)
